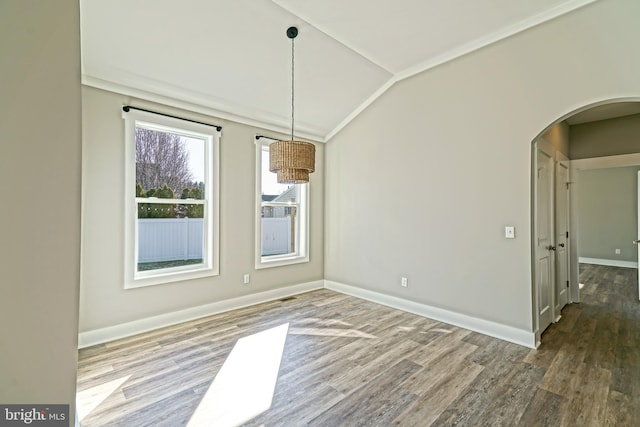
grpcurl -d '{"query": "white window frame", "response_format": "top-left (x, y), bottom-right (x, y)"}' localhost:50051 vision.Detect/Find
top-left (123, 108), bottom-right (220, 288)
top-left (255, 137), bottom-right (310, 269)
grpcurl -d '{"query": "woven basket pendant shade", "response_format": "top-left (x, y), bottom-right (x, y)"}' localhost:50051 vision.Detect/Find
top-left (269, 140), bottom-right (315, 184)
top-left (270, 26), bottom-right (316, 184)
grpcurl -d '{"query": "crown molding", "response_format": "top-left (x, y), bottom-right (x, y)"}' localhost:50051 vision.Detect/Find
top-left (82, 74), bottom-right (327, 143)
top-left (83, 0), bottom-right (596, 144)
top-left (324, 0), bottom-right (597, 141)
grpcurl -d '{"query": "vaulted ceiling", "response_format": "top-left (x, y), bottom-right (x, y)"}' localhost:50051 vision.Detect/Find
top-left (81, 0), bottom-right (597, 142)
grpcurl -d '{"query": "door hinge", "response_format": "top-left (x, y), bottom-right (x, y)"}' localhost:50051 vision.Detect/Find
top-left (566, 280), bottom-right (570, 288)
top-left (566, 231), bottom-right (569, 238)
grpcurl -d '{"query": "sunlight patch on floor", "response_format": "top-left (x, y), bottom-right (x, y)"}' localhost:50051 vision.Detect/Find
top-left (76, 375), bottom-right (131, 422)
top-left (187, 323), bottom-right (289, 427)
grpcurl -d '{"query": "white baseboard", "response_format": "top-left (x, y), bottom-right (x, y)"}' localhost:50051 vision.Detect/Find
top-left (78, 280), bottom-right (323, 348)
top-left (79, 278), bottom-right (537, 350)
top-left (324, 280), bottom-right (536, 349)
top-left (579, 257), bottom-right (638, 268)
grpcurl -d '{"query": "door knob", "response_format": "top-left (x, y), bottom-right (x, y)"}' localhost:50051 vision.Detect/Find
top-left (634, 240), bottom-right (640, 245)
top-left (558, 243), bottom-right (565, 248)
top-left (548, 245), bottom-right (556, 251)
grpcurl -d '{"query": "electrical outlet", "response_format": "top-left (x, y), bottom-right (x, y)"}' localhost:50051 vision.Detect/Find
top-left (615, 249), bottom-right (621, 255)
top-left (401, 277), bottom-right (408, 287)
top-left (243, 274), bottom-right (250, 284)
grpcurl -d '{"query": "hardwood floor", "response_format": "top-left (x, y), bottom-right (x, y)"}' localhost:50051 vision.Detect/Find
top-left (77, 264), bottom-right (640, 426)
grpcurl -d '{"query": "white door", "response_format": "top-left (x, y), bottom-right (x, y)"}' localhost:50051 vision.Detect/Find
top-left (555, 155), bottom-right (570, 312)
top-left (535, 140), bottom-right (555, 334)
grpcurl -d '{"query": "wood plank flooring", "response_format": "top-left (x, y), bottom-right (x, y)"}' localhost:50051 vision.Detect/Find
top-left (77, 264), bottom-right (640, 426)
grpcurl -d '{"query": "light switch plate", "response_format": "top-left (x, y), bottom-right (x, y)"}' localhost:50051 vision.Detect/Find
top-left (505, 226), bottom-right (515, 239)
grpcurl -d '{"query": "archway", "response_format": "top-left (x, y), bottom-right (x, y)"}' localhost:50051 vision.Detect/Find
top-left (531, 98), bottom-right (640, 346)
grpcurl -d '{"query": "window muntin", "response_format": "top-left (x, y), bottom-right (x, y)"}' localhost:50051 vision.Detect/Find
top-left (255, 139), bottom-right (309, 268)
top-left (124, 109), bottom-right (219, 288)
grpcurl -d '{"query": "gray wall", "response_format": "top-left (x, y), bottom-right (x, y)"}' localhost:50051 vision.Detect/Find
top-left (80, 87), bottom-right (324, 332)
top-left (0, 0), bottom-right (81, 422)
top-left (325, 0), bottom-right (640, 333)
top-left (577, 167), bottom-right (638, 263)
top-left (570, 113), bottom-right (640, 159)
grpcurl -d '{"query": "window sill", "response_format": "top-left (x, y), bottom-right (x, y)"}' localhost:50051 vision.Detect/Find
top-left (125, 265), bottom-right (219, 289)
top-left (255, 254), bottom-right (309, 270)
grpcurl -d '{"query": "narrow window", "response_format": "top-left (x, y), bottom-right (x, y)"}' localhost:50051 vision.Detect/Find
top-left (123, 109), bottom-right (220, 288)
top-left (255, 138), bottom-right (309, 268)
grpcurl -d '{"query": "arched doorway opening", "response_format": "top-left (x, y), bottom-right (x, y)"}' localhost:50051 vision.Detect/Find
top-left (532, 98), bottom-right (640, 346)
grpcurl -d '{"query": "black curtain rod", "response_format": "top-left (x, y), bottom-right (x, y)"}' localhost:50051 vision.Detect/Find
top-left (122, 105), bottom-right (222, 132)
top-left (257, 134), bottom-right (315, 143)
top-left (255, 135), bottom-right (280, 141)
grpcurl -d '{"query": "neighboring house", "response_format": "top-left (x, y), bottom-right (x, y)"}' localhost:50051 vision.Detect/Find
top-left (261, 194), bottom-right (277, 218)
top-left (262, 186), bottom-right (297, 218)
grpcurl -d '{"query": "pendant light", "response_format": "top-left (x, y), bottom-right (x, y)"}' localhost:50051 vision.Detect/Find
top-left (269, 26), bottom-right (316, 184)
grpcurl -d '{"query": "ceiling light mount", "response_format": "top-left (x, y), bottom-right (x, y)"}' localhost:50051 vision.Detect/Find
top-left (286, 26), bottom-right (298, 39)
top-left (269, 26), bottom-right (315, 184)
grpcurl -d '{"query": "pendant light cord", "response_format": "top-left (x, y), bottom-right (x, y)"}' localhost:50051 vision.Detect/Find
top-left (291, 35), bottom-right (295, 142)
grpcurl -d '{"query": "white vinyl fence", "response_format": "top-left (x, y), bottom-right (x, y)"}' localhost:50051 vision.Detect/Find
top-left (138, 217), bottom-right (292, 262)
top-left (262, 217), bottom-right (291, 256)
top-left (138, 218), bottom-right (203, 262)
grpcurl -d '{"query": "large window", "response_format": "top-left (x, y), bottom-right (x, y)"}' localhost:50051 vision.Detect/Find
top-left (123, 108), bottom-right (220, 288)
top-left (255, 137), bottom-right (309, 268)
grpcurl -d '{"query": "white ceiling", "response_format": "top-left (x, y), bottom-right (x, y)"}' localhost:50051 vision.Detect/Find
top-left (81, 0), bottom-right (598, 142)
